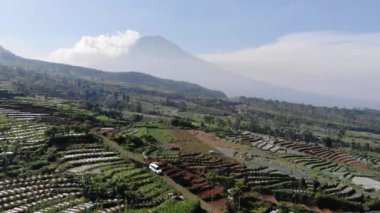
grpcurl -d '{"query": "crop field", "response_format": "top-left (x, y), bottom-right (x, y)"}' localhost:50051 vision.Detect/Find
top-left (156, 151), bottom-right (247, 210)
top-left (0, 97), bottom-right (378, 212)
top-left (147, 127), bottom-right (169, 143)
top-left (0, 106), bottom-right (189, 212)
top-left (0, 121), bottom-right (48, 151)
top-left (52, 136), bottom-right (181, 211)
top-left (342, 130), bottom-right (380, 146)
top-left (226, 130), bottom-right (369, 169)
top-left (351, 152), bottom-right (380, 169)
top-left (188, 129), bottom-right (380, 210)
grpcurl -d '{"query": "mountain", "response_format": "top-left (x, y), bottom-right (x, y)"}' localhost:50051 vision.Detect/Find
top-left (0, 45), bottom-right (226, 99)
top-left (75, 36), bottom-right (380, 110)
top-left (1, 41), bottom-right (380, 109)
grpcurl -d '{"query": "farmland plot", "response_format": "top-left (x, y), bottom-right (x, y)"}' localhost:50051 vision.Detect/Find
top-left (0, 110), bottom-right (184, 212)
top-left (54, 137), bottom-right (179, 210)
top-left (0, 121), bottom-right (48, 151)
top-left (352, 177), bottom-right (380, 191)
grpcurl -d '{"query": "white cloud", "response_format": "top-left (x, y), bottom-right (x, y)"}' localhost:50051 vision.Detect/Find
top-left (49, 30), bottom-right (140, 67)
top-left (199, 32), bottom-right (380, 102)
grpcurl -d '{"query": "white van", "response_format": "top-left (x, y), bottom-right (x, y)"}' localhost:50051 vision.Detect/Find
top-left (149, 162), bottom-right (162, 175)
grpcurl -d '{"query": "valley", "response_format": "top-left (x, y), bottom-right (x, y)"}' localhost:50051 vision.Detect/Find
top-left (0, 47), bottom-right (379, 212)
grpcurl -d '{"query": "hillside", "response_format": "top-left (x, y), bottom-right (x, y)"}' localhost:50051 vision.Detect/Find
top-left (44, 35), bottom-right (380, 109)
top-left (0, 45), bottom-right (226, 99)
top-left (0, 45), bottom-right (380, 212)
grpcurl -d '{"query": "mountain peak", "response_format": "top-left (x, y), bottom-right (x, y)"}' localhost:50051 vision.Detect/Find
top-left (130, 36), bottom-right (190, 58)
top-left (138, 35), bottom-right (169, 42)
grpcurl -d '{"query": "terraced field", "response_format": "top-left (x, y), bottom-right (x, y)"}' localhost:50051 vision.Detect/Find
top-left (351, 153), bottom-right (380, 169)
top-left (54, 137), bottom-right (179, 209)
top-left (283, 155), bottom-right (355, 179)
top-left (225, 130), bottom-right (368, 169)
top-left (0, 174), bottom-right (85, 212)
top-left (321, 182), bottom-right (364, 203)
top-left (0, 96), bottom-right (378, 212)
top-left (156, 151), bottom-right (246, 208)
top-left (245, 166), bottom-right (316, 202)
top-left (0, 106), bottom-right (186, 212)
top-left (202, 130), bottom-right (380, 211)
top-left (0, 107), bottom-right (48, 121)
top-left (0, 121), bottom-right (48, 151)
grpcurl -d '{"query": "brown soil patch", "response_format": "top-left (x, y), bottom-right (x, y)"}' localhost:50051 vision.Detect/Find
top-left (260, 194), bottom-right (278, 204)
top-left (308, 206), bottom-right (334, 213)
top-left (187, 130), bottom-right (250, 150)
top-left (159, 161), bottom-right (226, 202)
top-left (168, 129), bottom-right (213, 153)
top-left (209, 198), bottom-right (227, 212)
top-left (92, 127), bottom-right (119, 142)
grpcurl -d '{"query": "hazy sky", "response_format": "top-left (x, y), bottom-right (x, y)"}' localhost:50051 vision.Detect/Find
top-left (1, 0), bottom-right (380, 55)
top-left (1, 0), bottom-right (380, 103)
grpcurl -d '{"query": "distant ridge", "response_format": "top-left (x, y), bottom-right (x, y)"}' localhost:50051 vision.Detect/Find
top-left (1, 40), bottom-right (380, 109)
top-left (0, 45), bottom-right (226, 99)
top-left (106, 36), bottom-right (380, 110)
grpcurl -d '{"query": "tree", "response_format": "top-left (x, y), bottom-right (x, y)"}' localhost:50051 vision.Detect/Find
top-left (178, 101), bottom-right (187, 112)
top-left (203, 115), bottom-right (215, 126)
top-left (313, 178), bottom-right (320, 193)
top-left (132, 114), bottom-right (143, 122)
top-left (171, 117), bottom-right (194, 128)
top-left (45, 126), bottom-right (59, 138)
top-left (122, 94), bottom-right (130, 103)
top-left (233, 116), bottom-right (241, 131)
top-left (0, 144), bottom-right (18, 174)
top-left (351, 141), bottom-right (357, 150)
top-left (216, 118), bottom-right (226, 129)
top-left (302, 130), bottom-right (315, 143)
top-left (365, 143), bottom-right (370, 151)
top-left (323, 137), bottom-right (333, 148)
top-left (338, 129), bottom-right (346, 139)
top-left (337, 129), bottom-right (346, 147)
top-left (230, 181), bottom-right (244, 212)
top-left (104, 94), bottom-right (118, 109)
top-left (1, 153), bottom-right (11, 173)
top-left (206, 171), bottom-right (218, 212)
top-left (299, 177), bottom-right (307, 190)
top-left (135, 101), bottom-right (142, 113)
top-left (249, 118), bottom-right (259, 132)
top-left (78, 122), bottom-right (90, 134)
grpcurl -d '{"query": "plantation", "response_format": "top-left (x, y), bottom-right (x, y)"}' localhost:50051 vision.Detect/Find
top-left (0, 103), bottom-right (192, 212)
top-left (195, 129), bottom-right (380, 211)
top-left (0, 86), bottom-right (378, 212)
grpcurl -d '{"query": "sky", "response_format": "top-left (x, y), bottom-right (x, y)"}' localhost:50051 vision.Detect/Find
top-left (1, 0), bottom-right (380, 55)
top-left (1, 0), bottom-right (380, 104)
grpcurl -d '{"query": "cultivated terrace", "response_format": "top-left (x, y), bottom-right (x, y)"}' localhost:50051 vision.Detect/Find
top-left (0, 89), bottom-right (379, 213)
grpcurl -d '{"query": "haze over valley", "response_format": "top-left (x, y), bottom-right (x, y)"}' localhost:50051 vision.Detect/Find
top-left (13, 30), bottom-right (378, 109)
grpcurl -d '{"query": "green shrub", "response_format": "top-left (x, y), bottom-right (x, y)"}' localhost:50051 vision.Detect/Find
top-left (363, 199), bottom-right (380, 211)
top-left (155, 199), bottom-right (202, 213)
top-left (289, 204), bottom-right (311, 213)
top-left (277, 202), bottom-right (289, 213)
top-left (314, 193), bottom-right (360, 211)
top-left (170, 117), bottom-right (194, 128)
top-left (30, 160), bottom-right (48, 170)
